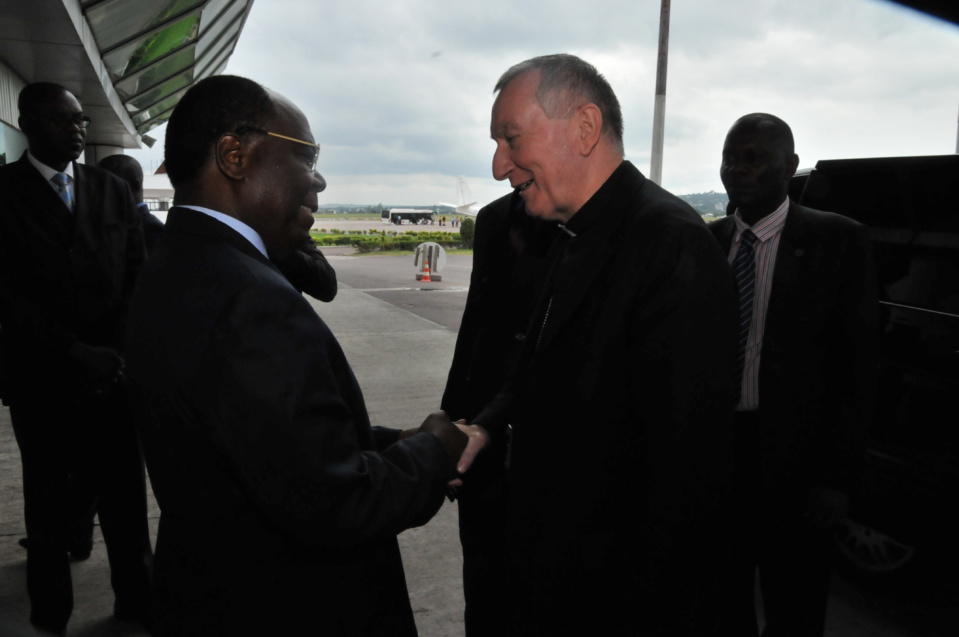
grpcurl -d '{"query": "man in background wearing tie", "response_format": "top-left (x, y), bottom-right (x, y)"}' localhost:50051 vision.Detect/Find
top-left (0, 82), bottom-right (152, 636)
top-left (710, 113), bottom-right (878, 636)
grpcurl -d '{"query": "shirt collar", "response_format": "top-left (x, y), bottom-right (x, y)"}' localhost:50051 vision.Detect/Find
top-left (732, 197), bottom-right (789, 242)
top-left (27, 150), bottom-right (75, 182)
top-left (178, 205), bottom-right (268, 258)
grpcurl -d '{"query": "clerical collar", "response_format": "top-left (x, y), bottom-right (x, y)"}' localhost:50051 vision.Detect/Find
top-left (559, 160), bottom-right (632, 236)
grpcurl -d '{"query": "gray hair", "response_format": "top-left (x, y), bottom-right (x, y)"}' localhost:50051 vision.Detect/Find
top-left (495, 54), bottom-right (624, 154)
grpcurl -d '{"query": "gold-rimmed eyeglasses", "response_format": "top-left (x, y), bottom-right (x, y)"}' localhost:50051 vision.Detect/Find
top-left (238, 127), bottom-right (320, 171)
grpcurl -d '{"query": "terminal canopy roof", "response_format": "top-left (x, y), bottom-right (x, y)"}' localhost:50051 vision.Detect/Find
top-left (0, 0), bottom-right (254, 149)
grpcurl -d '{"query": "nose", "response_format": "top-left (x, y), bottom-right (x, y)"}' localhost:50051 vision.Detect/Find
top-left (313, 170), bottom-right (327, 193)
top-left (491, 142), bottom-right (512, 182)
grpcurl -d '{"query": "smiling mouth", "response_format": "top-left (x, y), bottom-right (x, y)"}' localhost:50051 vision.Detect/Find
top-left (515, 179), bottom-right (533, 193)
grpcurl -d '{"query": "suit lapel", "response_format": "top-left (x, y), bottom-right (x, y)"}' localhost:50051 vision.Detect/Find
top-left (72, 163), bottom-right (101, 251)
top-left (533, 228), bottom-right (614, 356)
top-left (9, 156), bottom-right (74, 244)
top-left (766, 203), bottom-right (809, 328)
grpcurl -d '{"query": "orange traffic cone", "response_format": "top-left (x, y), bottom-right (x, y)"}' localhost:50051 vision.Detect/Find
top-left (421, 259), bottom-right (432, 282)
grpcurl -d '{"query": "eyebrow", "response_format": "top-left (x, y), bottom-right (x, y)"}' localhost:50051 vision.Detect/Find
top-left (490, 121), bottom-right (517, 139)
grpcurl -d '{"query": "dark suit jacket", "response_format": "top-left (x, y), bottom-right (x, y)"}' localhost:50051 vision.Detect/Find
top-left (440, 193), bottom-right (553, 633)
top-left (474, 162), bottom-right (739, 634)
top-left (0, 152), bottom-right (144, 403)
top-left (136, 201), bottom-right (165, 254)
top-left (125, 207), bottom-right (451, 636)
top-left (709, 203), bottom-right (878, 512)
top-left (442, 192), bottom-right (553, 423)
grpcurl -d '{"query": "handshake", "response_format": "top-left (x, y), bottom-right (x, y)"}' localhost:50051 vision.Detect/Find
top-left (402, 411), bottom-right (489, 484)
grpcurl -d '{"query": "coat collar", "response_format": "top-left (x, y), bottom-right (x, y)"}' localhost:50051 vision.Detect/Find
top-left (164, 206), bottom-right (274, 268)
top-left (530, 161), bottom-right (645, 356)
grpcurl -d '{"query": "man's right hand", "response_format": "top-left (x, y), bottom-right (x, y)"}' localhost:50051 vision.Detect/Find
top-left (417, 410), bottom-right (469, 470)
top-left (453, 422), bottom-right (489, 475)
top-left (69, 342), bottom-right (124, 381)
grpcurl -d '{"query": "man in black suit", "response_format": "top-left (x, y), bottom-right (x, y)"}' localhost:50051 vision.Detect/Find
top-left (441, 192), bottom-right (552, 635)
top-left (710, 113), bottom-right (877, 636)
top-left (454, 54), bottom-right (739, 635)
top-left (0, 82), bottom-right (152, 635)
top-left (97, 154), bottom-right (165, 254)
top-left (124, 75), bottom-right (468, 636)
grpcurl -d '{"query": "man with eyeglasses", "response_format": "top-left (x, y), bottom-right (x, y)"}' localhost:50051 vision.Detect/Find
top-left (0, 82), bottom-right (153, 635)
top-left (124, 75), bottom-right (468, 636)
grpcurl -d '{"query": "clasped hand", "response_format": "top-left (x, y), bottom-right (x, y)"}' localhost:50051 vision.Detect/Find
top-left (401, 413), bottom-right (489, 488)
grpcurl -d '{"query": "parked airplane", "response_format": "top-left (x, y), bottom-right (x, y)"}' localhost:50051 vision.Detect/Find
top-left (438, 175), bottom-right (480, 216)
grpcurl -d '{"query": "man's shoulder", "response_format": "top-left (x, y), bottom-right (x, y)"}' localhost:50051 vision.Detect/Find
top-left (477, 193), bottom-right (513, 219)
top-left (707, 214), bottom-right (735, 235)
top-left (787, 202), bottom-right (868, 245)
top-left (159, 212), bottom-right (290, 291)
top-left (790, 201), bottom-right (864, 230)
top-left (74, 162), bottom-right (132, 193)
top-left (613, 164), bottom-right (700, 226)
top-left (623, 178), bottom-right (705, 236)
top-left (0, 154), bottom-right (33, 183)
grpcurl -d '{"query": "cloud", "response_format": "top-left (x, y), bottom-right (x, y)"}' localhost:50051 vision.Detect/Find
top-left (128, 0), bottom-right (959, 203)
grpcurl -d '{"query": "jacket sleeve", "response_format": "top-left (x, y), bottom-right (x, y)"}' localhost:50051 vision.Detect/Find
top-left (819, 220), bottom-right (878, 490)
top-left (194, 280), bottom-right (450, 548)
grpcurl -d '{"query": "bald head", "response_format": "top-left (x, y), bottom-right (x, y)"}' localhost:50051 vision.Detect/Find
top-left (164, 75), bottom-right (276, 190)
top-left (720, 113), bottom-right (799, 224)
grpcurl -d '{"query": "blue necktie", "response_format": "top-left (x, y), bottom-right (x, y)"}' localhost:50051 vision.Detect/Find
top-left (733, 229), bottom-right (757, 399)
top-left (51, 172), bottom-right (73, 211)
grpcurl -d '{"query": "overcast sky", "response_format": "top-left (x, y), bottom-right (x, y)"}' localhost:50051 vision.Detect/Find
top-left (129, 0), bottom-right (958, 207)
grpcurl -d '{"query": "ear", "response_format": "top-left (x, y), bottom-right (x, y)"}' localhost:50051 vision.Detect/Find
top-left (575, 103), bottom-right (604, 155)
top-left (18, 115), bottom-right (35, 136)
top-left (215, 133), bottom-right (247, 182)
top-left (785, 152), bottom-right (800, 179)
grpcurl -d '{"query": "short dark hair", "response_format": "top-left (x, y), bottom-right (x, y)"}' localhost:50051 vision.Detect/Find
top-left (98, 155), bottom-right (144, 197)
top-left (18, 82), bottom-right (72, 116)
top-left (732, 113), bottom-right (795, 155)
top-left (164, 75), bottom-right (275, 189)
top-left (98, 154), bottom-right (143, 183)
top-left (495, 54), bottom-right (624, 153)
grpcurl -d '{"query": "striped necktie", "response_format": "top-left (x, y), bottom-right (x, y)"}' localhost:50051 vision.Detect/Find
top-left (51, 172), bottom-right (73, 211)
top-left (733, 229), bottom-right (757, 399)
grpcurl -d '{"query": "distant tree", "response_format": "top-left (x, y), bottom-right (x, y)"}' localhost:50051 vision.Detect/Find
top-left (460, 217), bottom-right (475, 249)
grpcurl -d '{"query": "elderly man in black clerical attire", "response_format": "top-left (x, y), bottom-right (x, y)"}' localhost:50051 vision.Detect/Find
top-left (451, 54), bottom-right (740, 635)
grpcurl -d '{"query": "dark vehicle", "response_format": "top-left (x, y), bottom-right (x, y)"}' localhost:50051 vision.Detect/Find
top-left (791, 154), bottom-right (959, 584)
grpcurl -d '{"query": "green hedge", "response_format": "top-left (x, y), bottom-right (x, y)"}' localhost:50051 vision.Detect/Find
top-left (311, 229), bottom-right (465, 252)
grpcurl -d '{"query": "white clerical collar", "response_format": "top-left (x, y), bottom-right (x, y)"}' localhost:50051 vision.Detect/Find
top-left (179, 205), bottom-right (268, 258)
